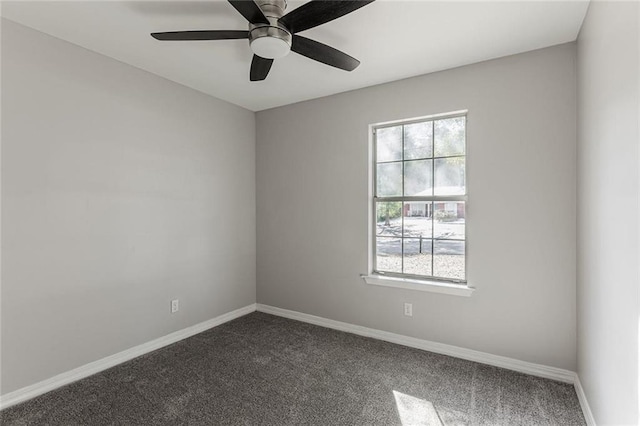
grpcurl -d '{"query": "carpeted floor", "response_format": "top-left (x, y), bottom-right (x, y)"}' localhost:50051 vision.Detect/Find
top-left (1, 312), bottom-right (585, 425)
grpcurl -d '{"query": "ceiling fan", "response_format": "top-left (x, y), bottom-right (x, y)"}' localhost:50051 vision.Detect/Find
top-left (151, 0), bottom-right (375, 81)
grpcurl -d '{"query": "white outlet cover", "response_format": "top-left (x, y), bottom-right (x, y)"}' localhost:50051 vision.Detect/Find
top-left (404, 303), bottom-right (413, 317)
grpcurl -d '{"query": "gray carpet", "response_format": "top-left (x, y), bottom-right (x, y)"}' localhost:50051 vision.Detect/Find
top-left (1, 312), bottom-right (585, 425)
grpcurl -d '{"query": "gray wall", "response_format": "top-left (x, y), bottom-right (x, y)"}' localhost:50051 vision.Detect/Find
top-left (577, 2), bottom-right (639, 424)
top-left (1, 19), bottom-right (256, 394)
top-left (256, 43), bottom-right (578, 370)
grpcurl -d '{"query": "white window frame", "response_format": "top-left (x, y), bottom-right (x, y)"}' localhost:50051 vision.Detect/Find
top-left (362, 110), bottom-right (474, 297)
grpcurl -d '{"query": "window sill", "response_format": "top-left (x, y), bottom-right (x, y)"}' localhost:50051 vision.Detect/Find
top-left (361, 274), bottom-right (475, 297)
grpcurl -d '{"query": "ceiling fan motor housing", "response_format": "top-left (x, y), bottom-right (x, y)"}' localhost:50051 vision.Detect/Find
top-left (249, 0), bottom-right (292, 59)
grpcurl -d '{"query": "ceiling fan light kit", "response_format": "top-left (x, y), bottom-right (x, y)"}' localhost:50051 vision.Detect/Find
top-left (250, 31), bottom-right (291, 59)
top-left (151, 0), bottom-right (374, 81)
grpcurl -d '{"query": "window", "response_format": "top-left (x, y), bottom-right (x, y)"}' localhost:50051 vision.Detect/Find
top-left (372, 112), bottom-right (467, 286)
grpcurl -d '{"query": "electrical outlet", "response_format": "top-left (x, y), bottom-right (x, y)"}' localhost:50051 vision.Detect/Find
top-left (171, 299), bottom-right (179, 313)
top-left (404, 303), bottom-right (413, 317)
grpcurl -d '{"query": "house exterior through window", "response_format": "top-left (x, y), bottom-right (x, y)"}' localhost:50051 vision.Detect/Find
top-left (372, 112), bottom-right (467, 284)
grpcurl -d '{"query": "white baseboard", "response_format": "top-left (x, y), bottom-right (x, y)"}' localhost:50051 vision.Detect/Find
top-left (0, 303), bottom-right (257, 411)
top-left (256, 303), bottom-right (576, 384)
top-left (574, 376), bottom-right (596, 426)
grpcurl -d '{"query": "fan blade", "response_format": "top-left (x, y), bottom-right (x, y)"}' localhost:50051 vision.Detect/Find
top-left (151, 30), bottom-right (249, 41)
top-left (250, 55), bottom-right (274, 81)
top-left (228, 0), bottom-right (270, 25)
top-left (280, 0), bottom-right (374, 33)
top-left (291, 35), bottom-right (360, 71)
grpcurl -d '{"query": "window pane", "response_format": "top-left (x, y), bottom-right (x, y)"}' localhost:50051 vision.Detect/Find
top-left (376, 202), bottom-right (402, 237)
top-left (433, 240), bottom-right (465, 280)
top-left (434, 202), bottom-right (465, 239)
top-left (403, 238), bottom-right (432, 277)
top-left (434, 117), bottom-right (465, 157)
top-left (403, 202), bottom-right (432, 238)
top-left (377, 162), bottom-right (402, 196)
top-left (376, 237), bottom-right (401, 273)
top-left (404, 121), bottom-right (433, 160)
top-left (376, 126), bottom-right (403, 162)
top-left (434, 157), bottom-right (465, 195)
top-left (404, 159), bottom-right (432, 196)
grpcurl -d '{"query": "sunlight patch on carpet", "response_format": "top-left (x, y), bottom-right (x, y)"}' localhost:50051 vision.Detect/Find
top-left (393, 390), bottom-right (443, 426)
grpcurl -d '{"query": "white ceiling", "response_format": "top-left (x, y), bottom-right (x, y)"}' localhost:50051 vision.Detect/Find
top-left (2, 0), bottom-right (589, 111)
